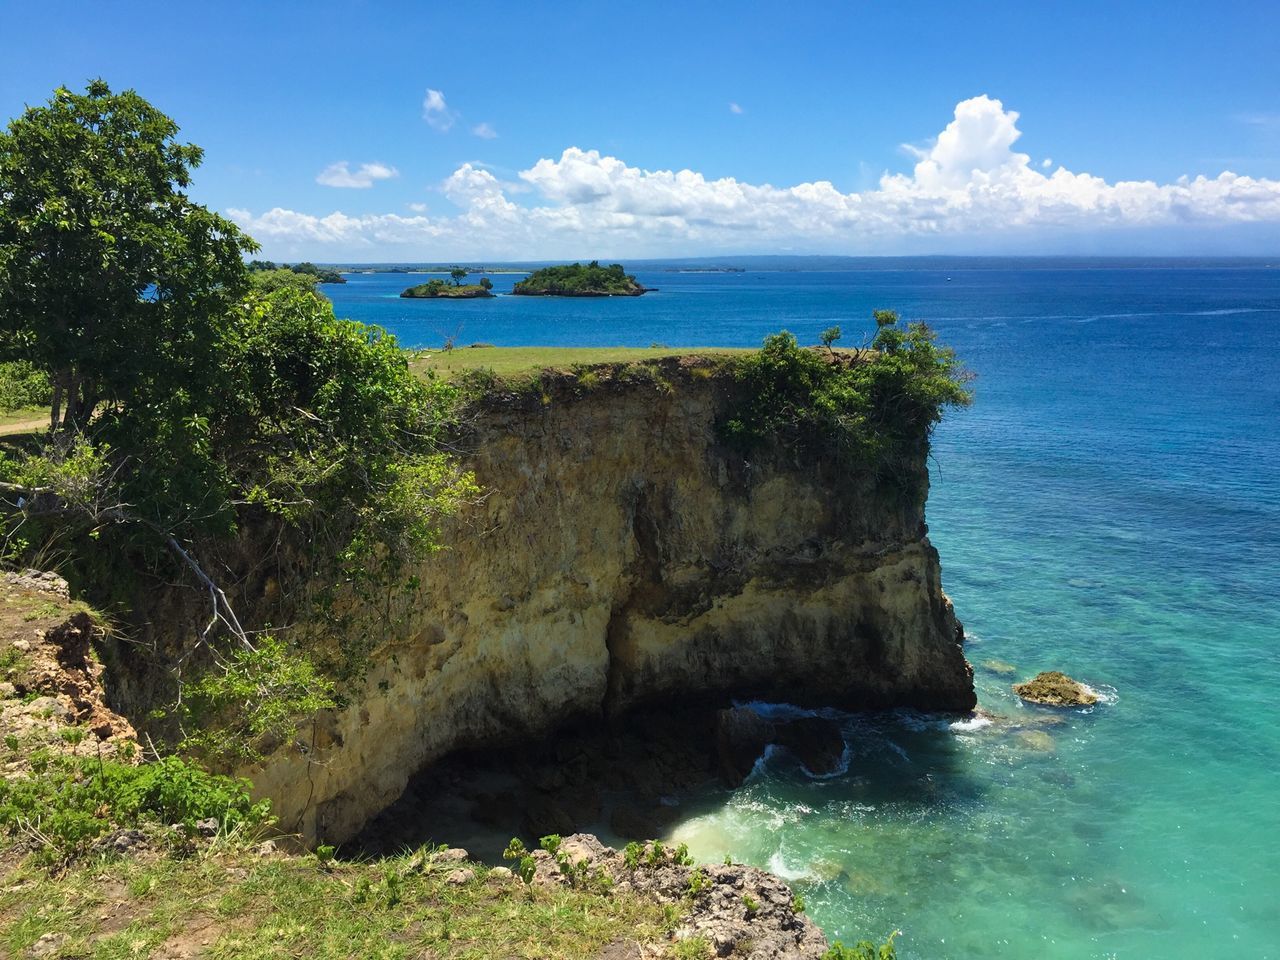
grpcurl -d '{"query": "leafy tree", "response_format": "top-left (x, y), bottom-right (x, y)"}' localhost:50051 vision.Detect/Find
top-left (450, 266), bottom-right (469, 286)
top-left (479, 276), bottom-right (493, 291)
top-left (248, 267), bottom-right (319, 294)
top-left (721, 314), bottom-right (971, 491)
top-left (820, 326), bottom-right (842, 353)
top-left (0, 84), bottom-right (476, 688)
top-left (0, 80), bottom-right (256, 432)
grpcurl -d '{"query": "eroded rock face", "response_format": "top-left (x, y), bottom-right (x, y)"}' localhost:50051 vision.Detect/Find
top-left (1013, 671), bottom-right (1099, 706)
top-left (121, 361), bottom-right (975, 842)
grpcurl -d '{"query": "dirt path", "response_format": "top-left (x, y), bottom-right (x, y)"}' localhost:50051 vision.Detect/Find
top-left (0, 415), bottom-right (45, 436)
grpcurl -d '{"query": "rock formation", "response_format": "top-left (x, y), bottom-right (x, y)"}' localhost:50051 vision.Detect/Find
top-left (1013, 671), bottom-right (1098, 706)
top-left (111, 358), bottom-right (975, 842)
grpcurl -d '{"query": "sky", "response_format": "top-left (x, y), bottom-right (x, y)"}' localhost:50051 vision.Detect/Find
top-left (2, 0), bottom-right (1279, 260)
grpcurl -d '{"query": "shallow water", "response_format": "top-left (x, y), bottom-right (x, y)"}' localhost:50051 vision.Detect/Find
top-left (328, 262), bottom-right (1280, 959)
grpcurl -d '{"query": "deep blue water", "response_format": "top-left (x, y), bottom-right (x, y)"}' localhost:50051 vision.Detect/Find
top-left (329, 264), bottom-right (1280, 959)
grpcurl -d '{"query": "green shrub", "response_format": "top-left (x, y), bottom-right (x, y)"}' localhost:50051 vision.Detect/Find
top-left (176, 635), bottom-right (336, 763)
top-left (720, 317), bottom-right (971, 492)
top-left (823, 931), bottom-right (898, 960)
top-left (0, 360), bottom-right (51, 412)
top-left (0, 753), bottom-right (271, 859)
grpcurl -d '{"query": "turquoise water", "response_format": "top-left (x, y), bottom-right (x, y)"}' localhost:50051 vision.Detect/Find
top-left (328, 263), bottom-right (1280, 959)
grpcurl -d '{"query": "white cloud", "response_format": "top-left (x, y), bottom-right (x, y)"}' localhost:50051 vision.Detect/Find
top-left (729, 102), bottom-right (743, 115)
top-left (233, 95), bottom-right (1280, 257)
top-left (1041, 158), bottom-right (1053, 168)
top-left (408, 202), bottom-right (428, 213)
top-left (422, 88), bottom-right (455, 131)
top-left (315, 161), bottom-right (399, 189)
top-left (471, 122), bottom-right (498, 139)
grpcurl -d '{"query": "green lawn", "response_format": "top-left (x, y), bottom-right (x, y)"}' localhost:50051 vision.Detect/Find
top-left (408, 345), bottom-right (750, 380)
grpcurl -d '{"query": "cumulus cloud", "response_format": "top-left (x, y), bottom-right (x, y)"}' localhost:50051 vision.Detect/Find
top-left (233, 95), bottom-right (1280, 257)
top-left (729, 102), bottom-right (744, 115)
top-left (422, 88), bottom-right (455, 131)
top-left (471, 121), bottom-right (498, 139)
top-left (315, 161), bottom-right (399, 188)
top-left (407, 202), bottom-right (428, 213)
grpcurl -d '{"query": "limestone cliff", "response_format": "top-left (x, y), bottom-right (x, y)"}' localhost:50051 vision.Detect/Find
top-left (246, 357), bottom-right (974, 842)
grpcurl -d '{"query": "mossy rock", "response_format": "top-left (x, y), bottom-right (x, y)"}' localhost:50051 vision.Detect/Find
top-left (1013, 671), bottom-right (1098, 707)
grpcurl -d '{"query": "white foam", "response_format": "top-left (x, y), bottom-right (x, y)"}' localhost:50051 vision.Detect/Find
top-left (766, 850), bottom-right (814, 882)
top-left (950, 716), bottom-right (994, 732)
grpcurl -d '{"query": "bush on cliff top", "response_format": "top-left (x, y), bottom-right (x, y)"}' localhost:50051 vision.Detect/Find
top-left (0, 752), bottom-right (269, 860)
top-left (721, 315), bottom-right (971, 490)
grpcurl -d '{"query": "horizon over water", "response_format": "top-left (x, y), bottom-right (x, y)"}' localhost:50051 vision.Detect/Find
top-left (326, 260), bottom-right (1279, 959)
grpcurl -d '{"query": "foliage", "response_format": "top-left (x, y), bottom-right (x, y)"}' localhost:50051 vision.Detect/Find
top-left (820, 326), bottom-right (842, 351)
top-left (400, 278), bottom-right (494, 298)
top-left (512, 260), bottom-right (645, 296)
top-left (720, 316), bottom-right (971, 491)
top-left (176, 636), bottom-right (337, 763)
top-left (0, 80), bottom-right (256, 433)
top-left (0, 83), bottom-right (478, 735)
top-left (248, 260), bottom-right (345, 284)
top-left (449, 266), bottom-right (469, 285)
top-left (247, 267), bottom-right (321, 295)
top-left (0, 361), bottom-right (51, 412)
top-left (503, 837), bottom-right (537, 884)
top-left (0, 752), bottom-right (270, 859)
top-left (674, 937), bottom-right (712, 959)
top-left (823, 931), bottom-right (899, 960)
top-left (686, 867), bottom-right (710, 895)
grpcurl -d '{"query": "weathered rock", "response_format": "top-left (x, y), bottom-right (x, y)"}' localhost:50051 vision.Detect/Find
top-left (1013, 671), bottom-right (1099, 707)
top-left (530, 834), bottom-right (828, 959)
top-left (444, 867), bottom-right (476, 885)
top-left (120, 362), bottom-right (974, 843)
top-left (432, 846), bottom-right (470, 864)
top-left (715, 707), bottom-right (776, 787)
top-left (776, 717), bottom-right (846, 777)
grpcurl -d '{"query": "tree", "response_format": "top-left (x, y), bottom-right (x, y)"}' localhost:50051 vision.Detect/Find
top-left (820, 326), bottom-right (842, 353)
top-left (0, 80), bottom-right (256, 433)
top-left (479, 276), bottom-right (493, 291)
top-left (450, 266), bottom-right (468, 286)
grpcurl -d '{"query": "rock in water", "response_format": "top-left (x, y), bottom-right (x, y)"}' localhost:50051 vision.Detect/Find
top-left (715, 706), bottom-right (776, 787)
top-left (1013, 671), bottom-right (1099, 706)
top-left (981, 658), bottom-right (1018, 676)
top-left (775, 717), bottom-right (847, 777)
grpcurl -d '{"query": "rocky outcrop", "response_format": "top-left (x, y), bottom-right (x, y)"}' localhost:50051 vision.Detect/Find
top-left (1, 576), bottom-right (137, 765)
top-left (116, 357), bottom-right (974, 842)
top-left (530, 834), bottom-right (829, 959)
top-left (1013, 671), bottom-right (1098, 706)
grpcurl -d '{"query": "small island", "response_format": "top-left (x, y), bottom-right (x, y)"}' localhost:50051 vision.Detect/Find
top-left (401, 267), bottom-right (495, 299)
top-left (512, 260), bottom-right (648, 297)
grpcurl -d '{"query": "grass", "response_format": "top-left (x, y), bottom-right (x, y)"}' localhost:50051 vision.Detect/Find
top-left (0, 845), bottom-right (676, 959)
top-left (408, 345), bottom-right (751, 381)
top-left (0, 406), bottom-right (46, 437)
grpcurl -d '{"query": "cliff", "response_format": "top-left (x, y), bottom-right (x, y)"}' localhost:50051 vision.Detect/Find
top-left (242, 356), bottom-right (974, 842)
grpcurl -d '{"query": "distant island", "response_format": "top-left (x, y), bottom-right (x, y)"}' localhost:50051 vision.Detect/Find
top-left (512, 261), bottom-right (648, 297)
top-left (247, 260), bottom-right (346, 284)
top-left (401, 268), bottom-right (495, 299)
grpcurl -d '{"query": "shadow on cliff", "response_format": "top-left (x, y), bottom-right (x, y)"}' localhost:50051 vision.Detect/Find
top-left (346, 701), bottom-right (988, 864)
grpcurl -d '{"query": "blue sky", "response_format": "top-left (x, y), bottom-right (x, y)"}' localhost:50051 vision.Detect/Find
top-left (2, 0), bottom-right (1279, 259)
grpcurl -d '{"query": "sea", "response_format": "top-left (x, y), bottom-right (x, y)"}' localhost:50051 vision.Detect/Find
top-left (325, 260), bottom-right (1280, 960)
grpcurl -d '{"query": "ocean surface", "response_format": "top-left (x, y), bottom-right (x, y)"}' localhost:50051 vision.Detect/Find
top-left (327, 262), bottom-right (1280, 959)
